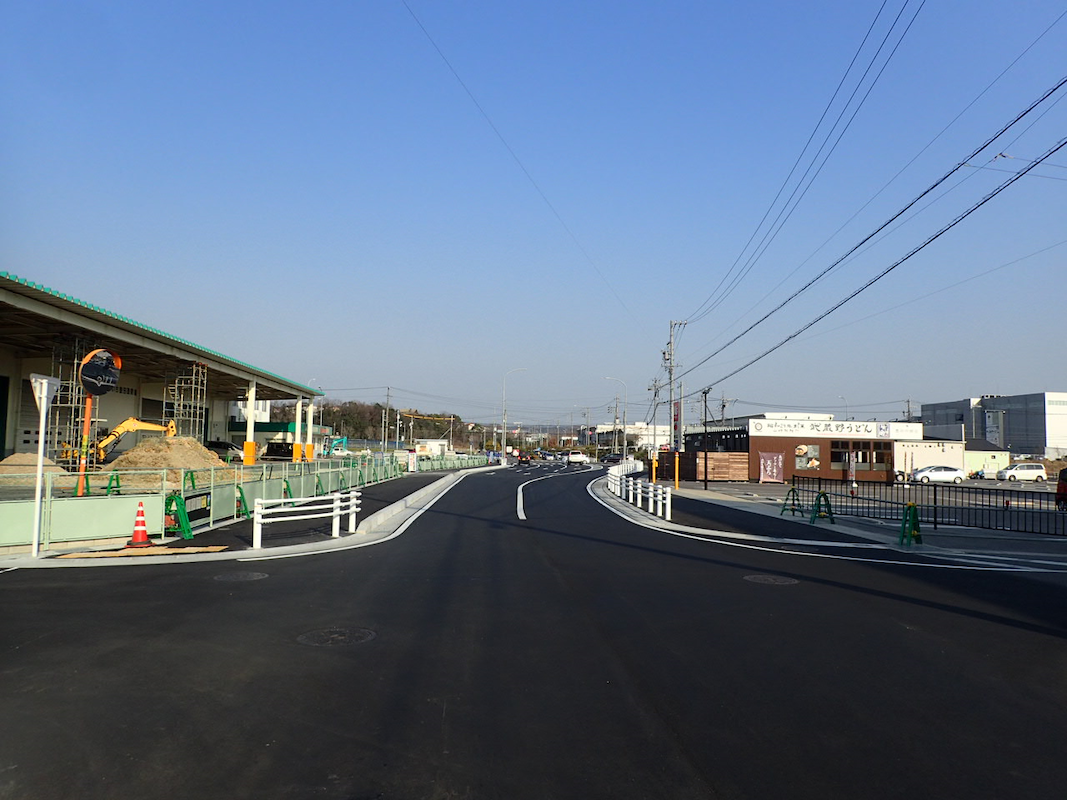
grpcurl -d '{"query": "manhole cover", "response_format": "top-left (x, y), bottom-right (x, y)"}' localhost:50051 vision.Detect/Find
top-left (744, 574), bottom-right (800, 585)
top-left (213, 571), bottom-right (269, 582)
top-left (297, 627), bottom-right (376, 647)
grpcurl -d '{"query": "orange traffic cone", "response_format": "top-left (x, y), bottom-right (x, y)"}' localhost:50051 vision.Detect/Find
top-left (127, 501), bottom-right (153, 548)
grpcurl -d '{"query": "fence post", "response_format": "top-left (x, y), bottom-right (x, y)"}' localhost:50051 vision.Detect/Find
top-left (348, 490), bottom-right (359, 533)
top-left (332, 492), bottom-right (341, 538)
top-left (253, 498), bottom-right (264, 549)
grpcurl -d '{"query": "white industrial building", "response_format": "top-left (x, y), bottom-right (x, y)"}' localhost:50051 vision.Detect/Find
top-left (922, 393), bottom-right (1067, 459)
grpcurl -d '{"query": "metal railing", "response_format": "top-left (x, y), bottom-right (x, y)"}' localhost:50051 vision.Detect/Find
top-left (606, 461), bottom-right (672, 521)
top-left (252, 490), bottom-right (361, 549)
top-left (792, 476), bottom-right (1067, 536)
top-left (0, 455), bottom-right (405, 551)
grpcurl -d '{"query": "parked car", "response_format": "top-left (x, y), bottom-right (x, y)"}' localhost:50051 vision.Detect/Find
top-left (566, 450), bottom-right (589, 464)
top-left (206, 440), bottom-right (245, 462)
top-left (910, 465), bottom-right (965, 484)
top-left (996, 463), bottom-right (1047, 482)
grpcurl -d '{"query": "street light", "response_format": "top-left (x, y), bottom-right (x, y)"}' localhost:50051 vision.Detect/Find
top-left (605, 377), bottom-right (628, 459)
top-left (502, 368), bottom-right (526, 463)
top-left (839, 395), bottom-right (849, 421)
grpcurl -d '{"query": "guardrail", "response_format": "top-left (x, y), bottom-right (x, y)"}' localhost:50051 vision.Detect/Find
top-left (605, 461), bottom-right (672, 521)
top-left (252, 490), bottom-right (361, 549)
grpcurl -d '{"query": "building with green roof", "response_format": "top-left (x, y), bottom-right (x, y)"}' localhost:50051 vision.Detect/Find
top-left (0, 271), bottom-right (322, 462)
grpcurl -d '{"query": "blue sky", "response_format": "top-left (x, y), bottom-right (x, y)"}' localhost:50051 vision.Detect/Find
top-left (3, 1), bottom-right (1065, 429)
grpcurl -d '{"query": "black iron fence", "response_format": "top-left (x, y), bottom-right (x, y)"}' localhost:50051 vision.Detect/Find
top-left (792, 477), bottom-right (1067, 536)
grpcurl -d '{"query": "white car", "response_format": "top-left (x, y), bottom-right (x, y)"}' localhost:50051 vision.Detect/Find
top-left (566, 450), bottom-right (589, 464)
top-left (910, 465), bottom-right (965, 484)
top-left (996, 463), bottom-right (1047, 482)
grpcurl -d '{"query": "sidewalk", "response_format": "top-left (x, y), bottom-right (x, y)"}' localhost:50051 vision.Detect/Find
top-left (641, 479), bottom-right (1067, 565)
top-left (3, 468), bottom-right (489, 568)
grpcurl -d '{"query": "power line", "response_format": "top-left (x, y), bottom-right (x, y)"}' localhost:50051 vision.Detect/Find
top-left (687, 7), bottom-right (1067, 354)
top-left (400, 1), bottom-right (641, 327)
top-left (672, 72), bottom-right (1067, 387)
top-left (683, 134), bottom-right (1067, 400)
top-left (687, 0), bottom-right (924, 325)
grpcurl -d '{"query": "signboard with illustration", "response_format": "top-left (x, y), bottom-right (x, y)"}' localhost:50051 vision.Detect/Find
top-left (794, 444), bottom-right (821, 470)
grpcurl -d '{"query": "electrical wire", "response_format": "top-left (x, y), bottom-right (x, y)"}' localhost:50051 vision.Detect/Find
top-left (687, 0), bottom-right (922, 325)
top-left (685, 6), bottom-right (1066, 354)
top-left (681, 134), bottom-right (1067, 400)
top-left (672, 73), bottom-right (1067, 388)
top-left (400, 1), bottom-right (642, 329)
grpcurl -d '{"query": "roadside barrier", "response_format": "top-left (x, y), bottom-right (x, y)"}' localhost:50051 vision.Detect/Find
top-left (252, 490), bottom-right (361, 549)
top-left (606, 461), bottom-right (671, 521)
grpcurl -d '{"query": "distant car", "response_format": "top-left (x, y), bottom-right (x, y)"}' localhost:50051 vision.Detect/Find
top-left (996, 463), bottom-right (1047, 482)
top-left (206, 440), bottom-right (245, 462)
top-left (566, 450), bottom-right (589, 464)
top-left (600, 453), bottom-right (623, 464)
top-left (517, 452), bottom-right (531, 465)
top-left (910, 465), bottom-right (965, 484)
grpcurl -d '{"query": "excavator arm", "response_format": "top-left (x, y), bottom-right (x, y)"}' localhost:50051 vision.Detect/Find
top-left (95, 418), bottom-right (177, 460)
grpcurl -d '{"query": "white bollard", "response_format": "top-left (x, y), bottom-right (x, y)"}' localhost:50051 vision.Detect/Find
top-left (665, 486), bottom-right (672, 521)
top-left (332, 492), bottom-right (341, 538)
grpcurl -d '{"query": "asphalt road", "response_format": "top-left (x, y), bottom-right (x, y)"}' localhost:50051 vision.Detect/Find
top-left (2, 462), bottom-right (1067, 799)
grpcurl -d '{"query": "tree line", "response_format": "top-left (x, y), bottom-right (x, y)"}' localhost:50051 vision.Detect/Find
top-left (273, 400), bottom-right (482, 447)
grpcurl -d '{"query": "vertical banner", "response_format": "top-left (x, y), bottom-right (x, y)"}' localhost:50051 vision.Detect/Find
top-left (673, 401), bottom-right (681, 450)
top-left (759, 452), bottom-right (784, 483)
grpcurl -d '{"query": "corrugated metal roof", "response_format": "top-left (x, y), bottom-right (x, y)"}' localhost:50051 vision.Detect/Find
top-left (0, 271), bottom-right (321, 399)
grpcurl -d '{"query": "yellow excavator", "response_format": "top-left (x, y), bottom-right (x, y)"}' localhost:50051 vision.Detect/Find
top-left (61, 417), bottom-right (177, 462)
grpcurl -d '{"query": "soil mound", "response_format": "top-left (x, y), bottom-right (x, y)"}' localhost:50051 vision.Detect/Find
top-left (108, 437), bottom-right (226, 471)
top-left (108, 437), bottom-right (235, 488)
top-left (0, 452), bottom-right (70, 485)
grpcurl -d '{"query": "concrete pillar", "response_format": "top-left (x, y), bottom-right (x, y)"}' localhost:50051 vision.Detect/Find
top-left (243, 381), bottom-right (257, 465)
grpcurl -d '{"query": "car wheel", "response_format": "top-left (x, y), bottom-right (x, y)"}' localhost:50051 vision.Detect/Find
top-left (920, 476), bottom-right (930, 484)
top-left (895, 472), bottom-right (905, 482)
top-left (953, 476), bottom-right (962, 484)
top-left (1035, 476), bottom-right (1045, 483)
top-left (1008, 475), bottom-right (1017, 481)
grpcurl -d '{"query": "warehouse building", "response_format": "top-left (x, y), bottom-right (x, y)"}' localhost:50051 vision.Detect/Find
top-left (0, 272), bottom-right (321, 465)
top-left (922, 393), bottom-right (1067, 459)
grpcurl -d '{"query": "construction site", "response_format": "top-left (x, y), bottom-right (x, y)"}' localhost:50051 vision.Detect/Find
top-left (0, 272), bottom-right (333, 553)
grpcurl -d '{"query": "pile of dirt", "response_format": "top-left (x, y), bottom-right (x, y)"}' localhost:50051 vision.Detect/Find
top-left (0, 452), bottom-right (68, 474)
top-left (108, 437), bottom-right (226, 471)
top-left (108, 437), bottom-right (236, 488)
top-left (0, 452), bottom-right (70, 485)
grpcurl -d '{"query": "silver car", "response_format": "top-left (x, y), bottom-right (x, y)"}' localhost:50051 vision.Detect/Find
top-left (910, 465), bottom-right (964, 484)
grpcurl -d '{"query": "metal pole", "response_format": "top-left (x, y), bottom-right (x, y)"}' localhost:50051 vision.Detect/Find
top-left (605, 377), bottom-right (628, 459)
top-left (702, 387), bottom-right (710, 491)
top-left (31, 385), bottom-right (49, 557)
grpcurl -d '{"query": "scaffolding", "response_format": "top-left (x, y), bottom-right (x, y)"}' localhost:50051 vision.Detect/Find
top-left (47, 338), bottom-right (94, 468)
top-left (167, 362), bottom-right (207, 438)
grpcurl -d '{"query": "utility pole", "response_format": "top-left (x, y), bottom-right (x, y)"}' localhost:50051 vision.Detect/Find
top-left (664, 320), bottom-right (686, 451)
top-left (702, 386), bottom-right (710, 491)
top-left (381, 387), bottom-right (391, 453)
